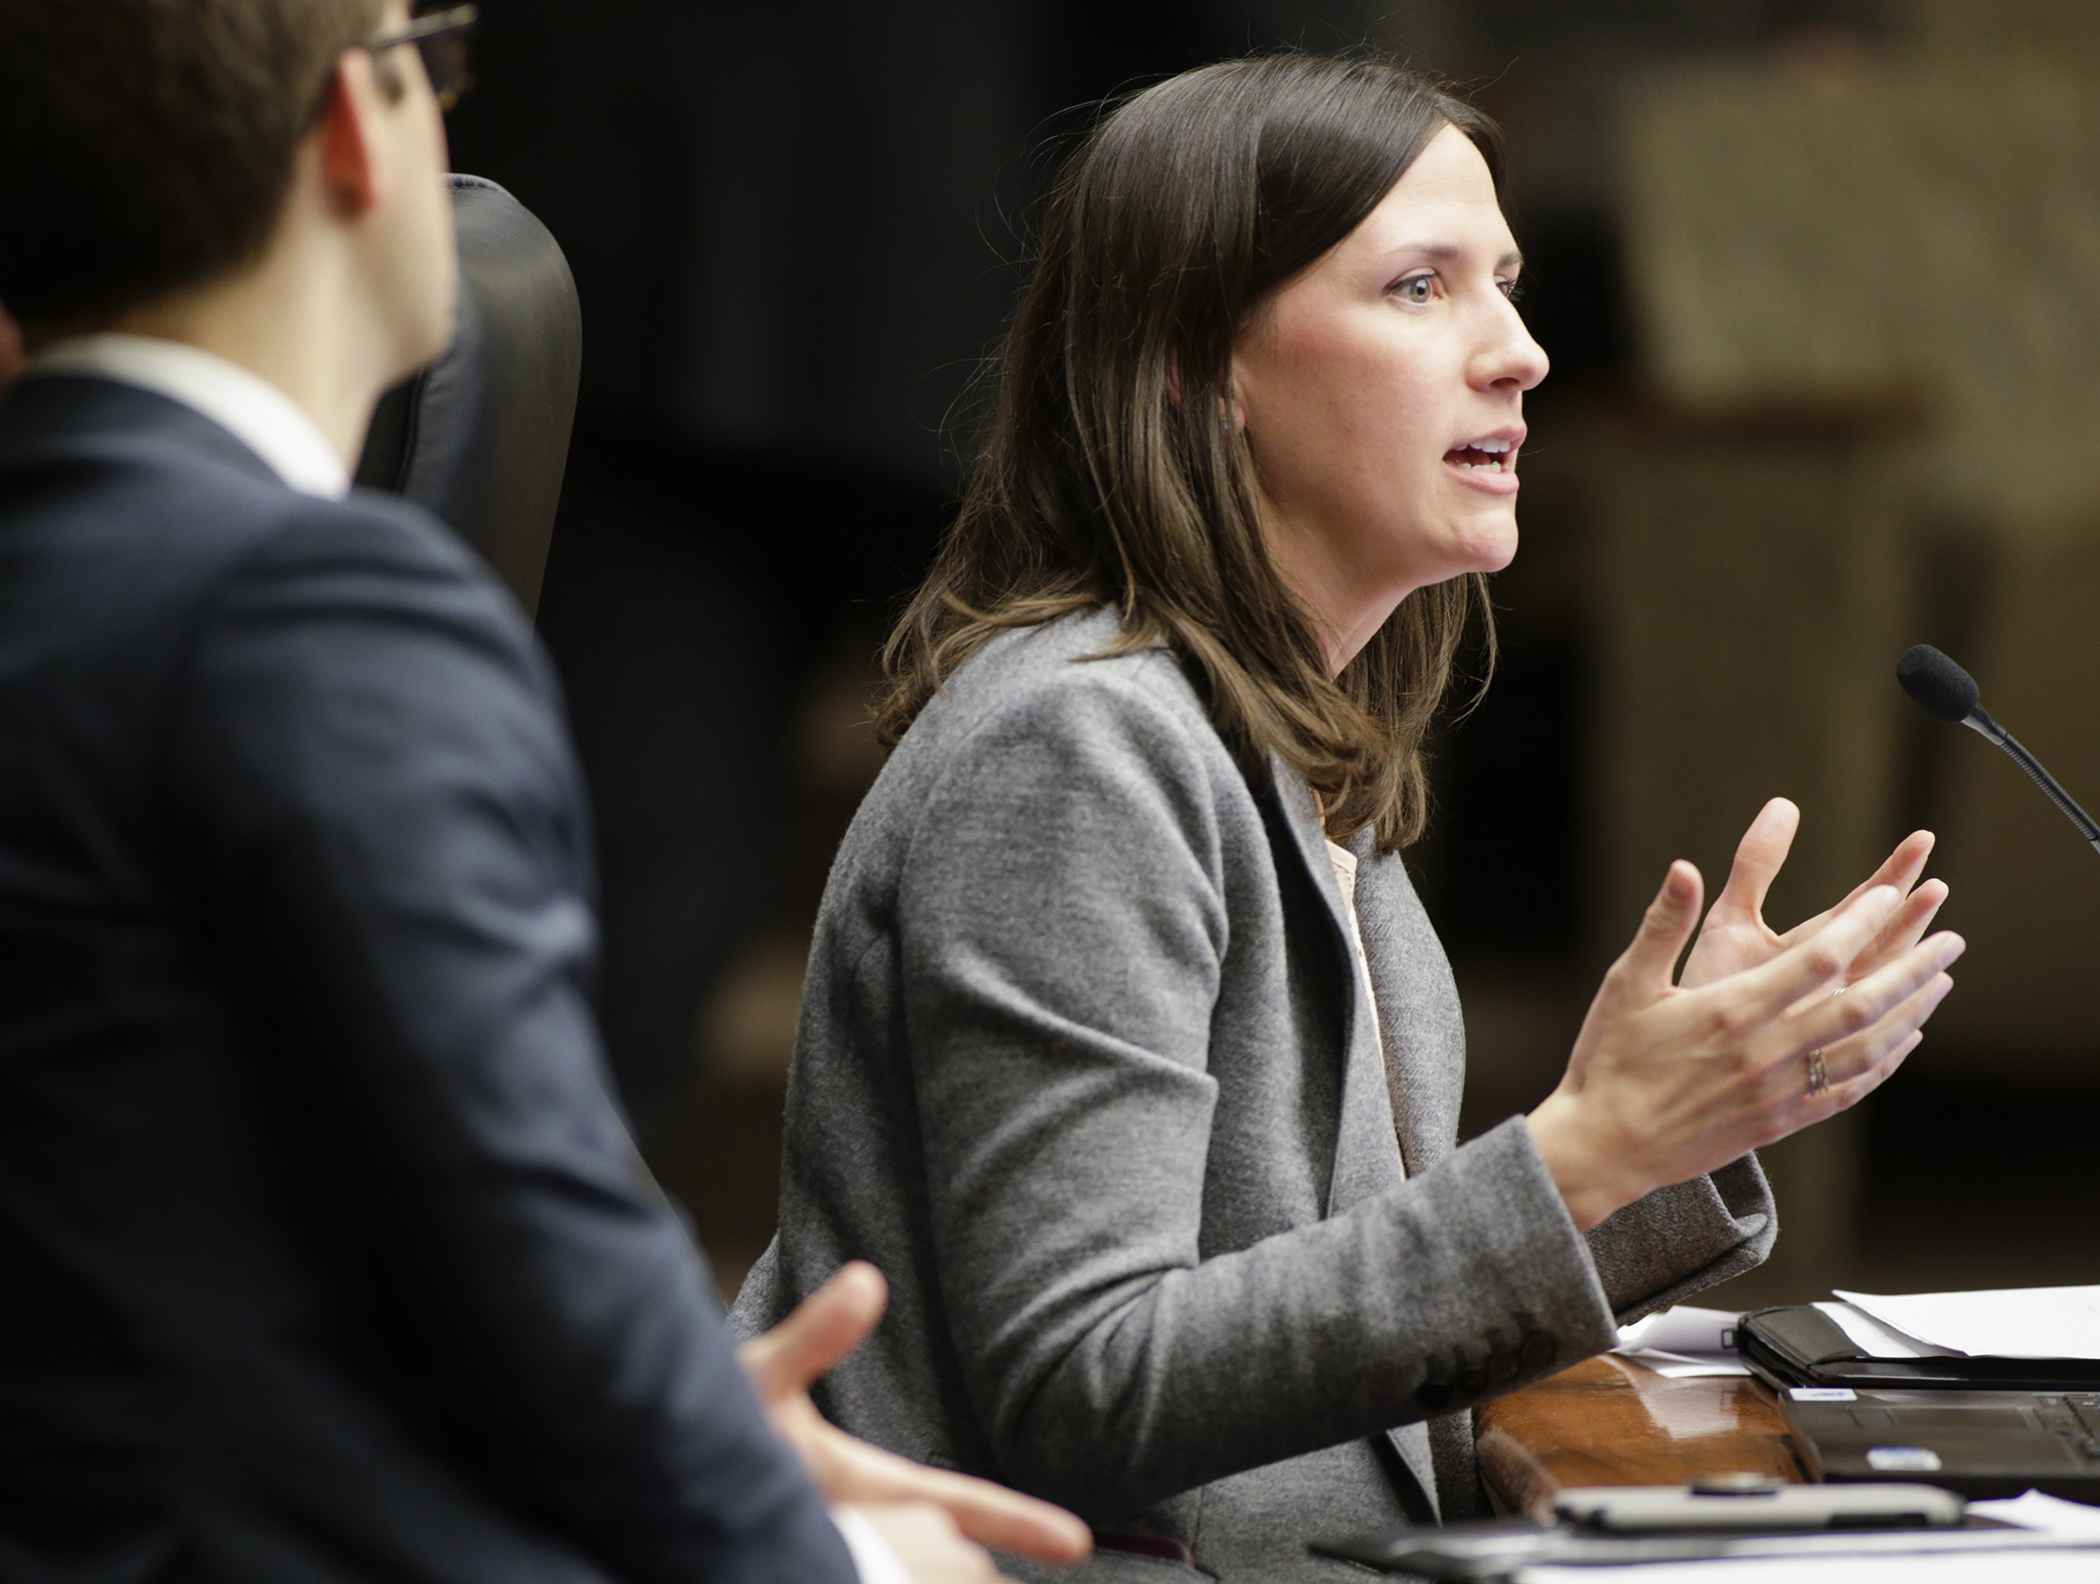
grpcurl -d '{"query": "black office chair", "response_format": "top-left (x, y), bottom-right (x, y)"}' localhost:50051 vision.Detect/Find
top-left (354, 174), bottom-right (580, 617)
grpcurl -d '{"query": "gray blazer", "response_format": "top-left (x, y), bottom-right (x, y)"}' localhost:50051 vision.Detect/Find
top-left (731, 607), bottom-right (1774, 1582)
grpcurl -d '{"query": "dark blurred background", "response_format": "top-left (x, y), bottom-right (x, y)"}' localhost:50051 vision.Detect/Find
top-left (445, 0), bottom-right (2100, 1308)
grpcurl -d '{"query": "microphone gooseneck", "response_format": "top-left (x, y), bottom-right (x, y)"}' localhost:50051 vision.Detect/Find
top-left (1897, 644), bottom-right (2100, 856)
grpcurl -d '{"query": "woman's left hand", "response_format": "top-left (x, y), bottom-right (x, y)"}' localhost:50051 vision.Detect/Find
top-left (1678, 797), bottom-right (1948, 995)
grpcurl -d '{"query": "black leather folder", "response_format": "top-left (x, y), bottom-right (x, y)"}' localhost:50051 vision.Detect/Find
top-left (1740, 1304), bottom-right (2100, 1392)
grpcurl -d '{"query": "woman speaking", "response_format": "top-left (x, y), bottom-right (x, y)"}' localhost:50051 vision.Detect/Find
top-left (732, 54), bottom-right (1961, 1582)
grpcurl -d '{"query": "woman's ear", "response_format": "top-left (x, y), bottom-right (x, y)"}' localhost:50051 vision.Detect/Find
top-left (1168, 350), bottom-right (1245, 433)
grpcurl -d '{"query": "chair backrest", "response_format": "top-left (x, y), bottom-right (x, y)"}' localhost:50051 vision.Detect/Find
top-left (354, 174), bottom-right (580, 617)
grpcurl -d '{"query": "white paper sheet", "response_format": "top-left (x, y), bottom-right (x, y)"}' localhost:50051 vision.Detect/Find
top-left (1613, 1306), bottom-right (1751, 1375)
top-left (1811, 1299), bottom-right (1947, 1359)
top-left (1970, 1490), bottom-right (2100, 1539)
top-left (1516, 1503), bottom-right (2100, 1583)
top-left (1519, 1554), bottom-right (2100, 1582)
top-left (1617, 1347), bottom-right (1754, 1379)
top-left (1618, 1305), bottom-right (1741, 1355)
top-left (1835, 1285), bottom-right (2100, 1361)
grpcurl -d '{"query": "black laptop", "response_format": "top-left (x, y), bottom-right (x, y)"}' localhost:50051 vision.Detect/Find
top-left (1778, 1384), bottom-right (2100, 1501)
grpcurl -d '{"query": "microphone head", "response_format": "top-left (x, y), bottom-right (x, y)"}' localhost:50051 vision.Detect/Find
top-left (1898, 644), bottom-right (1981, 724)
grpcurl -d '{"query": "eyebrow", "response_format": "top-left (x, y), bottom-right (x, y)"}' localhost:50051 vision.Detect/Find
top-left (1388, 241), bottom-right (1525, 273)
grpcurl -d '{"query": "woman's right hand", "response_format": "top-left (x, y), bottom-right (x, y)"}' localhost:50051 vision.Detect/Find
top-left (1526, 860), bottom-right (1964, 1231)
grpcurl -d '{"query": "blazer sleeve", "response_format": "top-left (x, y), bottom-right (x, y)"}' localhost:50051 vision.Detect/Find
top-left (891, 670), bottom-right (1621, 1516)
top-left (1585, 1156), bottom-right (1776, 1322)
top-left (163, 500), bottom-right (855, 1584)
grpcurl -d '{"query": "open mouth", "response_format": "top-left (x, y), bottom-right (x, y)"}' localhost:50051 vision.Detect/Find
top-left (1443, 439), bottom-right (1514, 472)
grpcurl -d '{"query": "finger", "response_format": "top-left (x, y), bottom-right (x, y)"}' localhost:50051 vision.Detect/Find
top-left (1772, 961), bottom-right (1951, 1119)
top-left (737, 1261), bottom-right (888, 1400)
top-left (1774, 830), bottom-right (1937, 950)
top-left (1823, 1027), bottom-right (1924, 1111)
top-left (1825, 970), bottom-right (1952, 1082)
top-left (1795, 933), bottom-right (1963, 1059)
top-left (855, 1503), bottom-right (1007, 1583)
top-left (1744, 884), bottom-right (1902, 1010)
top-left (1849, 878), bottom-right (1948, 980)
top-left (1788, 996), bottom-right (1935, 1126)
top-left (899, 1465), bottom-right (1093, 1562)
top-left (1710, 798), bottom-right (1799, 924)
top-left (1617, 860), bottom-right (1705, 996)
top-left (829, 1436), bottom-right (1093, 1562)
top-left (1836, 1010), bottom-right (1931, 1097)
top-left (1768, 988), bottom-right (1937, 1135)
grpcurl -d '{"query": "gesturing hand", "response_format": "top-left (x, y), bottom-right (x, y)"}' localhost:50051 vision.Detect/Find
top-left (1527, 861), bottom-right (1964, 1231)
top-left (737, 1261), bottom-right (1093, 1568)
top-left (1679, 798), bottom-right (1948, 993)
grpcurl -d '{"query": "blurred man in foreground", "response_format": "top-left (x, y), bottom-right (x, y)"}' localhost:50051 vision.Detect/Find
top-left (0, 3), bottom-right (1087, 1581)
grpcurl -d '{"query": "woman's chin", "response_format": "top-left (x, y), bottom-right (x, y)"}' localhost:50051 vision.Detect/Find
top-left (1435, 513), bottom-right (1519, 578)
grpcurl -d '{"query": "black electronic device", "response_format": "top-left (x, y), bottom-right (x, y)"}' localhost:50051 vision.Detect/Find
top-left (1897, 643), bottom-right (2100, 858)
top-left (1551, 1475), bottom-right (1963, 1531)
top-left (1314, 1506), bottom-right (2080, 1582)
top-left (1315, 1472), bottom-right (1980, 1580)
top-left (1779, 1385), bottom-right (2100, 1502)
top-left (1739, 1304), bottom-right (2100, 1393)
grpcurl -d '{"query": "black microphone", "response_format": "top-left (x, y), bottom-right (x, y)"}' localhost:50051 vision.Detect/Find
top-left (1897, 644), bottom-right (2100, 857)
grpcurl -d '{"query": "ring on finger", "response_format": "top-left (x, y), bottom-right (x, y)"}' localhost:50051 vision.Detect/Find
top-left (1806, 1049), bottom-right (1830, 1097)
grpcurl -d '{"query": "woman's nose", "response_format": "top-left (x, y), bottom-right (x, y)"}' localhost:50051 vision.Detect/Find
top-left (1476, 298), bottom-right (1550, 394)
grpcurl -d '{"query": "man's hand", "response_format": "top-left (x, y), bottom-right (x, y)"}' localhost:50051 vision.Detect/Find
top-left (738, 1261), bottom-right (1092, 1568)
top-left (1678, 798), bottom-right (1948, 994)
top-left (848, 1501), bottom-right (1007, 1584)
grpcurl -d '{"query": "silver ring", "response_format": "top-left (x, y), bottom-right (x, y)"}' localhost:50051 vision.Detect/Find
top-left (1807, 1050), bottom-right (1830, 1096)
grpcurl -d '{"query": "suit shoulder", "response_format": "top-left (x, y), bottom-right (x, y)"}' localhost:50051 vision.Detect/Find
top-left (0, 427), bottom-right (484, 596)
top-left (226, 485), bottom-right (500, 595)
top-left (190, 490), bottom-right (543, 694)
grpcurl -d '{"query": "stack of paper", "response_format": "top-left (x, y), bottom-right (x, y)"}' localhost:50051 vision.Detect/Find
top-left (1613, 1305), bottom-right (1751, 1378)
top-left (1827, 1285), bottom-right (2100, 1360)
top-left (1809, 1297), bottom-right (1948, 1359)
top-left (1610, 1287), bottom-right (2100, 1375)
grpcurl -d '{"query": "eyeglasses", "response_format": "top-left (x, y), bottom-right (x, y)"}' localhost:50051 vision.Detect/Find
top-left (365, 5), bottom-right (479, 113)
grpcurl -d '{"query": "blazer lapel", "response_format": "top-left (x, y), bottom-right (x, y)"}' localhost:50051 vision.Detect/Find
top-left (1263, 758), bottom-right (1406, 1217)
top-left (1352, 837), bottom-right (1466, 1177)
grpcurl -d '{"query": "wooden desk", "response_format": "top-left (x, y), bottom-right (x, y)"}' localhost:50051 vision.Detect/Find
top-left (1477, 1356), bottom-right (1808, 1518)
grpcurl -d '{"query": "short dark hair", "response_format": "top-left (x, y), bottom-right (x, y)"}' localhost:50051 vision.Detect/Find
top-left (0, 0), bottom-right (387, 343)
top-left (881, 54), bottom-right (1503, 850)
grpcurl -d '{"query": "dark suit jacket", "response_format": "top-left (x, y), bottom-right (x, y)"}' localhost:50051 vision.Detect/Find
top-left (0, 373), bottom-right (855, 1584)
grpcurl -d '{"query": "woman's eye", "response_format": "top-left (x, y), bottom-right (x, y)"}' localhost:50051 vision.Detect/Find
top-left (1395, 273), bottom-right (1439, 305)
top-left (1499, 278), bottom-right (1524, 301)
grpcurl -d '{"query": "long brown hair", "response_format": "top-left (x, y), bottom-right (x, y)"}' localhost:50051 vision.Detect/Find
top-left (879, 53), bottom-right (1503, 850)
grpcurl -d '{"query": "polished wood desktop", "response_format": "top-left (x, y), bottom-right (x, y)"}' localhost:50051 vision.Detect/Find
top-left (1476, 1355), bottom-right (1807, 1518)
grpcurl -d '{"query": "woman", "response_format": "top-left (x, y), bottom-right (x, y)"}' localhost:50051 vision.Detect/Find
top-left (732, 54), bottom-right (1960, 1581)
